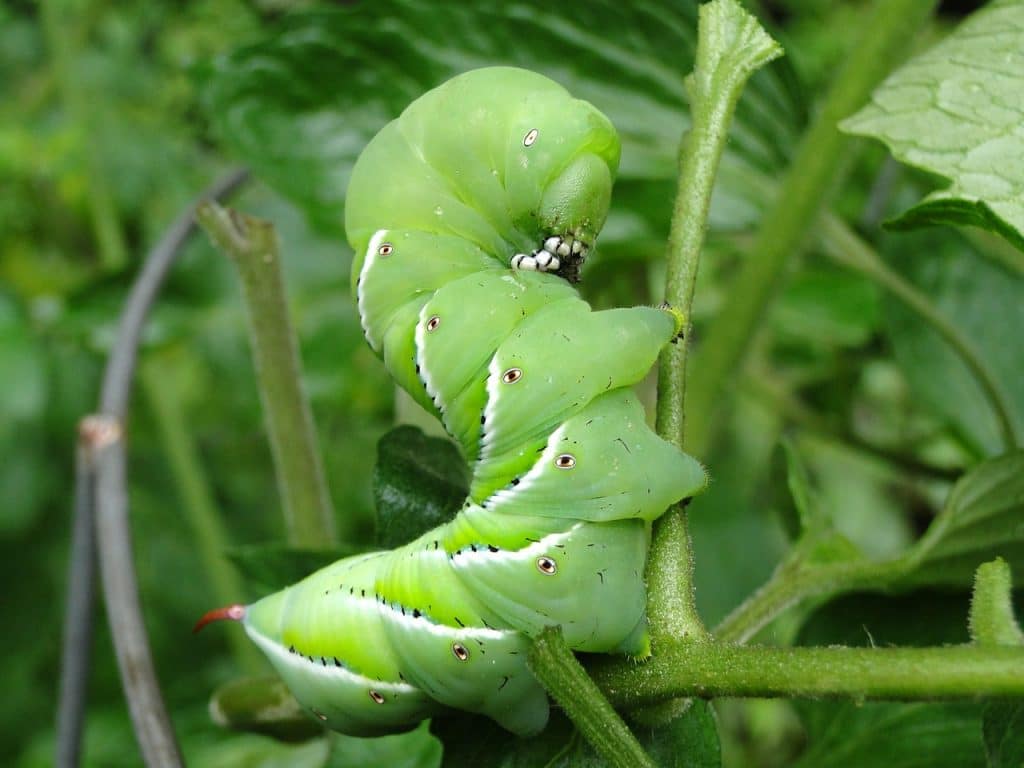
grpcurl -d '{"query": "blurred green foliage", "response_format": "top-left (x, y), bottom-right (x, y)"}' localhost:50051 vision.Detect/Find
top-left (3, 0), bottom-right (1021, 766)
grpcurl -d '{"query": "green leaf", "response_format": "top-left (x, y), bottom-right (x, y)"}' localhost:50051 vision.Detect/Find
top-left (780, 438), bottom-right (816, 534)
top-left (639, 700), bottom-right (721, 768)
top-left (798, 590), bottom-right (972, 649)
top-left (905, 450), bottom-right (1024, 588)
top-left (373, 426), bottom-right (468, 549)
top-left (842, 0), bottom-right (1024, 254)
top-left (969, 558), bottom-right (1024, 647)
top-left (226, 544), bottom-right (358, 595)
top-left (0, 296), bottom-right (48, 533)
top-left (882, 236), bottom-right (1024, 455)
top-left (431, 704), bottom-right (719, 768)
top-left (983, 701), bottom-right (1024, 768)
top-left (189, 734), bottom-right (331, 768)
top-left (793, 702), bottom-right (986, 768)
top-left (209, 674), bottom-right (324, 743)
top-left (198, 0), bottom-right (801, 237)
top-left (795, 594), bottom-right (985, 768)
top-left (773, 268), bottom-right (881, 348)
top-left (326, 723), bottom-right (441, 768)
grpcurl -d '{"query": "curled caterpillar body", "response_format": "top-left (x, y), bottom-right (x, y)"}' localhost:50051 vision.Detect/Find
top-left (227, 67), bottom-right (708, 737)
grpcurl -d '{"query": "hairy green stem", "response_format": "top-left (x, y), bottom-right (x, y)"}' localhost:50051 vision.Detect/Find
top-left (649, 0), bottom-right (782, 644)
top-left (591, 641), bottom-right (1024, 705)
top-left (685, 0), bottom-right (940, 456)
top-left (528, 627), bottom-right (658, 768)
top-left (196, 203), bottom-right (337, 548)
top-left (140, 359), bottom-right (263, 672)
top-left (819, 214), bottom-right (1020, 450)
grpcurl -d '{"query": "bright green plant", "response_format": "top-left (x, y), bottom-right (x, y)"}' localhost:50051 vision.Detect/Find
top-left (13, 0), bottom-right (1022, 766)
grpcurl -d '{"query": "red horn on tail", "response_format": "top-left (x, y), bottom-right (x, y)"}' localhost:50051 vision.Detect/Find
top-left (193, 604), bottom-right (246, 634)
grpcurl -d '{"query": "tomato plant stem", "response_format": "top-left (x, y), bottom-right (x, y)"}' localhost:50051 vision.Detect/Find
top-left (650, 0), bottom-right (781, 645)
top-left (197, 202), bottom-right (337, 548)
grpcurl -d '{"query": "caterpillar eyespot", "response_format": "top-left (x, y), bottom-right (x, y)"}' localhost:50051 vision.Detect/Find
top-left (536, 556), bottom-right (558, 575)
top-left (555, 453), bottom-right (576, 469)
top-left (201, 66), bottom-right (708, 739)
top-left (501, 367), bottom-right (523, 384)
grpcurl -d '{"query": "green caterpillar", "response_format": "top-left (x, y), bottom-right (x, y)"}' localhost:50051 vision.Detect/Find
top-left (198, 67), bottom-right (707, 737)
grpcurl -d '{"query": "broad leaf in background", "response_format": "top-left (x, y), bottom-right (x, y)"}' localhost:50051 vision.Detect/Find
top-left (326, 723), bottom-right (441, 768)
top-left (793, 702), bottom-right (986, 768)
top-left (983, 701), bottom-right (1024, 768)
top-left (903, 450), bottom-right (1024, 587)
top-left (794, 592), bottom-right (986, 768)
top-left (432, 703), bottom-right (719, 768)
top-left (373, 426), bottom-right (468, 549)
top-left (209, 675), bottom-right (323, 744)
top-left (226, 544), bottom-right (358, 595)
top-left (198, 0), bottom-right (801, 238)
top-left (842, 0), bottom-right (1024, 254)
top-left (882, 233), bottom-right (1024, 456)
top-left (0, 295), bottom-right (49, 534)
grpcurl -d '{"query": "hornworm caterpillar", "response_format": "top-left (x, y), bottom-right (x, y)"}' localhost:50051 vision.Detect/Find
top-left (198, 67), bottom-right (707, 737)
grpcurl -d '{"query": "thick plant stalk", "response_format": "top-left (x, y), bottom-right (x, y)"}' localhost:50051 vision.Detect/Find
top-left (196, 203), bottom-right (337, 548)
top-left (529, 628), bottom-right (658, 768)
top-left (648, 0), bottom-right (781, 644)
top-left (684, 0), bottom-right (941, 456)
top-left (590, 641), bottom-right (1024, 705)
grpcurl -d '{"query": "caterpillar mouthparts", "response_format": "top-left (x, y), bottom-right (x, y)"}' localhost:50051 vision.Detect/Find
top-left (511, 234), bottom-right (590, 282)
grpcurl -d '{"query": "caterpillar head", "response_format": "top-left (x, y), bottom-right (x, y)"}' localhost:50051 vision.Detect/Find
top-left (511, 94), bottom-right (619, 284)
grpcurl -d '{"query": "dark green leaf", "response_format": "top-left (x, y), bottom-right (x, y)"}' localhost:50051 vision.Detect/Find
top-left (226, 543), bottom-right (359, 595)
top-left (209, 674), bottom-right (324, 743)
top-left (983, 701), bottom-right (1024, 768)
top-left (373, 426), bottom-right (468, 549)
top-left (198, 0), bottom-right (801, 237)
top-left (793, 702), bottom-right (986, 768)
top-left (326, 723), bottom-right (441, 768)
top-left (905, 451), bottom-right (1024, 588)
top-left (883, 238), bottom-right (1024, 456)
top-left (798, 591), bottom-right (972, 649)
top-left (773, 268), bottom-right (881, 349)
top-left (638, 700), bottom-right (721, 768)
top-left (796, 593), bottom-right (985, 768)
top-left (432, 710), bottom-right (576, 768)
top-left (433, 702), bottom-right (719, 768)
top-left (780, 439), bottom-right (816, 535)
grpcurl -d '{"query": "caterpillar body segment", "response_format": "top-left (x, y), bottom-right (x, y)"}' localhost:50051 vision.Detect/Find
top-left (224, 67), bottom-right (708, 737)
